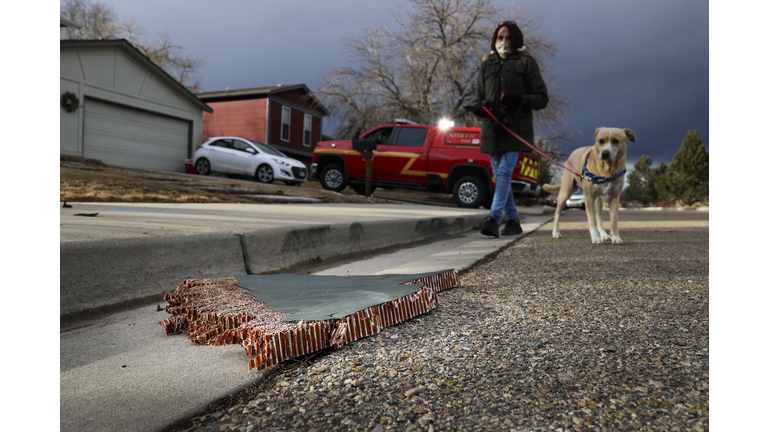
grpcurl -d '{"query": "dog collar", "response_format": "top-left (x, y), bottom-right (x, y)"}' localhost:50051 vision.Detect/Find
top-left (582, 153), bottom-right (626, 184)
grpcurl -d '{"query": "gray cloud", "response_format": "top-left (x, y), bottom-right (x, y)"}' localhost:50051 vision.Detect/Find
top-left (93, 0), bottom-right (708, 167)
top-left (522, 0), bottom-right (708, 167)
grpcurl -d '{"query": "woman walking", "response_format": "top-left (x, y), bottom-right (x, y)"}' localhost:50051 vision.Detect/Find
top-left (465, 21), bottom-right (549, 237)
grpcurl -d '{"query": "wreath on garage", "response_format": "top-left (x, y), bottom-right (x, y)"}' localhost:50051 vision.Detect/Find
top-left (61, 91), bottom-right (80, 113)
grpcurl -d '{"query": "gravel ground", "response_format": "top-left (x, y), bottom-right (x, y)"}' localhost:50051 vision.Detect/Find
top-left (169, 210), bottom-right (709, 432)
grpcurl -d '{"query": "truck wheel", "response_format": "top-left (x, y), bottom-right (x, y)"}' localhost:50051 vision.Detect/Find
top-left (320, 164), bottom-right (348, 192)
top-left (351, 183), bottom-right (377, 195)
top-left (452, 176), bottom-right (487, 208)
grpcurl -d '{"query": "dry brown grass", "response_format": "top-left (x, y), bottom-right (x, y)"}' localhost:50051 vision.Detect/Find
top-left (59, 156), bottom-right (380, 204)
top-left (60, 167), bottom-right (252, 203)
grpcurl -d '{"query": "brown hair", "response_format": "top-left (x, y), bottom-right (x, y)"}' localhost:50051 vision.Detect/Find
top-left (491, 21), bottom-right (524, 55)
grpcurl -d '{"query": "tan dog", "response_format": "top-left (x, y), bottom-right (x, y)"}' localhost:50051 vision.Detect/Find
top-left (543, 127), bottom-right (636, 244)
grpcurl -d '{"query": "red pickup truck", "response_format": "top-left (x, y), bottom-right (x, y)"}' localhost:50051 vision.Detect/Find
top-left (311, 121), bottom-right (541, 208)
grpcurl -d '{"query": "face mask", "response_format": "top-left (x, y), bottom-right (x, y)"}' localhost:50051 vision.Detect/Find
top-left (495, 41), bottom-right (512, 56)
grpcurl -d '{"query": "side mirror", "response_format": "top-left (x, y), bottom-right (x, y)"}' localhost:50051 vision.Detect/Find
top-left (246, 147), bottom-right (256, 154)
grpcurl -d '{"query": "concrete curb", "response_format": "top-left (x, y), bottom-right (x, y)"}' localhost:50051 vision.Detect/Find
top-left (240, 215), bottom-right (481, 274)
top-left (60, 214), bottom-right (486, 316)
top-left (60, 233), bottom-right (247, 315)
top-left (620, 206), bottom-right (709, 212)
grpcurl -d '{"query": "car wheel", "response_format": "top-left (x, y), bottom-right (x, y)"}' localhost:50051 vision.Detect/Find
top-left (319, 164), bottom-right (348, 192)
top-left (256, 164), bottom-right (274, 183)
top-left (195, 158), bottom-right (211, 175)
top-left (351, 183), bottom-right (377, 195)
top-left (452, 176), bottom-right (486, 208)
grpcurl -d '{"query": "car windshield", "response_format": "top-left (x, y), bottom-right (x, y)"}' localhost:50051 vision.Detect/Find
top-left (572, 190), bottom-right (584, 197)
top-left (247, 140), bottom-right (286, 157)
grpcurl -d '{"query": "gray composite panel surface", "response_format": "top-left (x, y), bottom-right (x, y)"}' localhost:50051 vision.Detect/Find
top-left (234, 271), bottom-right (449, 322)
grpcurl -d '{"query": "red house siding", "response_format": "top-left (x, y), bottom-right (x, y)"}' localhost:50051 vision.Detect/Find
top-left (312, 115), bottom-right (323, 147)
top-left (276, 89), bottom-right (308, 106)
top-left (268, 101), bottom-right (322, 166)
top-left (202, 99), bottom-right (268, 143)
top-left (199, 86), bottom-right (327, 167)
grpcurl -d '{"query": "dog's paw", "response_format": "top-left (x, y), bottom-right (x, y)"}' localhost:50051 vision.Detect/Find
top-left (611, 235), bottom-right (623, 245)
top-left (599, 230), bottom-right (611, 242)
top-left (589, 228), bottom-right (603, 244)
top-left (552, 230), bottom-right (562, 239)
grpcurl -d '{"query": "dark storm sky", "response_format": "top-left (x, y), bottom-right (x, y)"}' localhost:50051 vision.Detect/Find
top-left (89, 0), bottom-right (709, 170)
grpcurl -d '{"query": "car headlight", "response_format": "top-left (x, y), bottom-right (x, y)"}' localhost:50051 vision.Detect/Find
top-left (271, 158), bottom-right (289, 166)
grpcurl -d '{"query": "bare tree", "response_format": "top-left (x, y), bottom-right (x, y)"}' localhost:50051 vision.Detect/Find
top-left (317, 0), bottom-right (571, 147)
top-left (60, 0), bottom-right (205, 92)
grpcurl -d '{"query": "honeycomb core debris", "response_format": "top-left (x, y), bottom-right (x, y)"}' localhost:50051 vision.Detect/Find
top-left (159, 270), bottom-right (459, 370)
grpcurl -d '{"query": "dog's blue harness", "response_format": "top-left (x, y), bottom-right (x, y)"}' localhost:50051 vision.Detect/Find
top-left (582, 153), bottom-right (626, 184)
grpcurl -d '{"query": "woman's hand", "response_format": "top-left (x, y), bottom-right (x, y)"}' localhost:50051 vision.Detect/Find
top-left (463, 104), bottom-right (489, 118)
top-left (501, 94), bottom-right (523, 108)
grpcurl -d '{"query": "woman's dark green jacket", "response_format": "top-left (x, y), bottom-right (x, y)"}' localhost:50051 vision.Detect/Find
top-left (473, 50), bottom-right (549, 154)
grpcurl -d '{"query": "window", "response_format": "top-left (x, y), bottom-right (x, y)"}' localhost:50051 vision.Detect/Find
top-left (303, 114), bottom-right (312, 147)
top-left (281, 106), bottom-right (291, 141)
top-left (233, 140), bottom-right (255, 153)
top-left (363, 127), bottom-right (394, 145)
top-left (394, 127), bottom-right (428, 147)
top-left (246, 139), bottom-right (286, 157)
top-left (210, 139), bottom-right (233, 148)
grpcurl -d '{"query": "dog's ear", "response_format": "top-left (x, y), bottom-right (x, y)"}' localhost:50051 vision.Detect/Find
top-left (623, 128), bottom-right (636, 143)
top-left (595, 127), bottom-right (605, 139)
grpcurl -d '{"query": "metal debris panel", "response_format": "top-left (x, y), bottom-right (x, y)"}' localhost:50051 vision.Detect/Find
top-left (233, 272), bottom-right (451, 322)
top-left (160, 270), bottom-right (459, 370)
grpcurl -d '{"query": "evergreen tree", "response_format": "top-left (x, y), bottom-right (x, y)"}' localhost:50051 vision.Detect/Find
top-left (625, 155), bottom-right (654, 205)
top-left (670, 130), bottom-right (709, 205)
top-left (650, 161), bottom-right (674, 202)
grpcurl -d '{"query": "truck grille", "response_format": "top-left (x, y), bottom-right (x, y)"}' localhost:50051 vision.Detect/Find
top-left (292, 167), bottom-right (307, 180)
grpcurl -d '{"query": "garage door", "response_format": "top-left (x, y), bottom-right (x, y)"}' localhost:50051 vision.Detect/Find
top-left (83, 98), bottom-right (189, 172)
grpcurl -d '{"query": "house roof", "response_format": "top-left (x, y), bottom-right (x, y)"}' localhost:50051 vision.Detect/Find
top-left (197, 84), bottom-right (330, 116)
top-left (60, 15), bottom-right (83, 29)
top-left (60, 39), bottom-right (213, 113)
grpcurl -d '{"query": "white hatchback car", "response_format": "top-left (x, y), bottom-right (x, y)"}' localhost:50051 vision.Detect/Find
top-left (193, 137), bottom-right (308, 185)
top-left (565, 190), bottom-right (586, 209)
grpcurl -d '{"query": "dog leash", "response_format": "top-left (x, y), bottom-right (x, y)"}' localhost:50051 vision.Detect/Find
top-left (481, 106), bottom-right (586, 181)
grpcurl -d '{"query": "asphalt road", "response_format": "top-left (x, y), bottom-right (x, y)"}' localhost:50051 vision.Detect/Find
top-left (174, 208), bottom-right (709, 432)
top-left (59, 207), bottom-right (708, 432)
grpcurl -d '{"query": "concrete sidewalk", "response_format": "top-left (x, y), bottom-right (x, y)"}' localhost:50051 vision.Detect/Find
top-left (60, 201), bottom-right (552, 316)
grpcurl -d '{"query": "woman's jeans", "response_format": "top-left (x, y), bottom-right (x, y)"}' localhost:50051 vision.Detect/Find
top-left (489, 151), bottom-right (520, 223)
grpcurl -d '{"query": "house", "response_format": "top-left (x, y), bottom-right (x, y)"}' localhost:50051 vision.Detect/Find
top-left (196, 85), bottom-right (330, 166)
top-left (60, 39), bottom-right (212, 172)
top-left (60, 15), bottom-right (82, 29)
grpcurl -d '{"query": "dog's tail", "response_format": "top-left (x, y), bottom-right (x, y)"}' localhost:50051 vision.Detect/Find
top-left (542, 183), bottom-right (561, 194)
